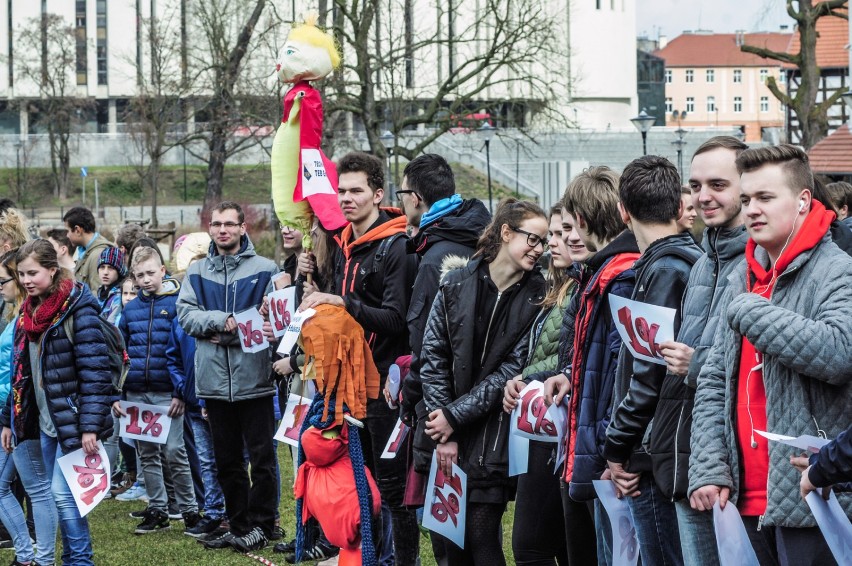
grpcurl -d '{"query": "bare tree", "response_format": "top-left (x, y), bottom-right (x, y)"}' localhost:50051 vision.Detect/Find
top-left (16, 14), bottom-right (93, 200)
top-left (182, 0), bottom-right (276, 219)
top-left (323, 0), bottom-right (570, 160)
top-left (740, 0), bottom-right (849, 149)
top-left (124, 4), bottom-right (190, 227)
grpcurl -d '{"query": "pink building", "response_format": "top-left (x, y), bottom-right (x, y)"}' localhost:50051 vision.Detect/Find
top-left (655, 32), bottom-right (791, 142)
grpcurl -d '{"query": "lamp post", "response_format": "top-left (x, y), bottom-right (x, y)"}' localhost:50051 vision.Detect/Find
top-left (479, 121), bottom-right (496, 212)
top-left (379, 130), bottom-right (394, 201)
top-left (671, 110), bottom-right (688, 181)
top-left (630, 108), bottom-right (656, 156)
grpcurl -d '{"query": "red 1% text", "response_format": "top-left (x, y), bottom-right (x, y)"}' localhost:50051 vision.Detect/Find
top-left (617, 305), bottom-right (662, 359)
top-left (430, 468), bottom-right (463, 526)
top-left (73, 453), bottom-right (108, 505)
top-left (270, 297), bottom-right (292, 333)
top-left (125, 406), bottom-right (164, 438)
top-left (516, 387), bottom-right (557, 436)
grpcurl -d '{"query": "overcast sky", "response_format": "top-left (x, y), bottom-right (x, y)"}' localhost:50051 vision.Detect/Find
top-left (636, 0), bottom-right (793, 40)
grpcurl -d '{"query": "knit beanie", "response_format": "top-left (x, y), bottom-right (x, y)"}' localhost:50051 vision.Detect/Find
top-left (98, 246), bottom-right (128, 279)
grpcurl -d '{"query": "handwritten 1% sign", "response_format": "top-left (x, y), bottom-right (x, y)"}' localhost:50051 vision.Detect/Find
top-left (234, 307), bottom-right (269, 353)
top-left (511, 380), bottom-right (567, 442)
top-left (267, 287), bottom-right (297, 339)
top-left (118, 400), bottom-right (173, 445)
top-left (608, 294), bottom-right (676, 366)
top-left (380, 418), bottom-right (409, 459)
top-left (422, 449), bottom-right (467, 549)
top-left (57, 441), bottom-right (111, 517)
top-left (274, 393), bottom-right (312, 447)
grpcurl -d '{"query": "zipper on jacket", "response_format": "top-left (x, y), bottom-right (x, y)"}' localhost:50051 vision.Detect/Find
top-left (144, 298), bottom-right (155, 390)
top-left (481, 291), bottom-right (503, 366)
top-left (479, 418), bottom-right (490, 466)
top-left (492, 413), bottom-right (503, 452)
top-left (224, 260), bottom-right (233, 402)
top-left (66, 396), bottom-right (79, 415)
top-left (672, 403), bottom-right (686, 501)
top-left (756, 514), bottom-right (764, 531)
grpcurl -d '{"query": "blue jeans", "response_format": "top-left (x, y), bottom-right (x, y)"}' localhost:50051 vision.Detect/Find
top-left (625, 472), bottom-right (683, 566)
top-left (8, 439), bottom-right (58, 565)
top-left (186, 412), bottom-right (225, 519)
top-left (41, 433), bottom-right (95, 566)
top-left (675, 499), bottom-right (719, 566)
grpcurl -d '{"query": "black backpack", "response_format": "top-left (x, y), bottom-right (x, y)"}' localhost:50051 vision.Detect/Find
top-left (63, 313), bottom-right (130, 393)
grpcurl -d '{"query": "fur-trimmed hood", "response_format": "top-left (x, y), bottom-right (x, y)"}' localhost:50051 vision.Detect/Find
top-left (439, 254), bottom-right (471, 280)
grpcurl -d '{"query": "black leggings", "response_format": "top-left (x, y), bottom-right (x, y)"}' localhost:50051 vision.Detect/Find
top-left (513, 441), bottom-right (569, 565)
top-left (560, 480), bottom-right (598, 565)
top-left (442, 502), bottom-right (507, 566)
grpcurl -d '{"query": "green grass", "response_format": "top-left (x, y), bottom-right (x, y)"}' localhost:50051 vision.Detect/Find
top-left (80, 448), bottom-right (516, 565)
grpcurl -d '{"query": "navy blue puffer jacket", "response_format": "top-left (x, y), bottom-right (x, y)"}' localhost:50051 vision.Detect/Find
top-left (0, 282), bottom-right (114, 452)
top-left (120, 278), bottom-right (183, 397)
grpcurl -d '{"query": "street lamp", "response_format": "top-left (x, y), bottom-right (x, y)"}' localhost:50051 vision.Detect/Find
top-left (671, 110), bottom-right (688, 181)
top-left (479, 121), bottom-right (496, 212)
top-left (630, 108), bottom-right (656, 156)
top-left (379, 130), bottom-right (394, 201)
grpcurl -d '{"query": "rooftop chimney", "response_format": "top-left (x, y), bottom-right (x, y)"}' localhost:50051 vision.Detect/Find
top-left (735, 30), bottom-right (745, 46)
top-left (659, 34), bottom-right (668, 49)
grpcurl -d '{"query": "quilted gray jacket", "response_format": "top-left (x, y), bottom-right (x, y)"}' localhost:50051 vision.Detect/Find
top-left (689, 234), bottom-right (852, 528)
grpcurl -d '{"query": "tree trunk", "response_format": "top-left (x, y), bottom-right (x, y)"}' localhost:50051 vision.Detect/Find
top-left (150, 157), bottom-right (160, 228)
top-left (204, 130), bottom-right (227, 224)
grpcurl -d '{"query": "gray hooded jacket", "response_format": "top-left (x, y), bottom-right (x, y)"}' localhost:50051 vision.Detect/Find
top-left (177, 236), bottom-right (278, 402)
top-left (689, 233), bottom-right (852, 528)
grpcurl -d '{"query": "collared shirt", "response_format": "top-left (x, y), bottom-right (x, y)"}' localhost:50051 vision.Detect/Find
top-left (77, 232), bottom-right (100, 261)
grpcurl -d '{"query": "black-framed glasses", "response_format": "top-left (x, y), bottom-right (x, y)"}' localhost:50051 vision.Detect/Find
top-left (210, 221), bottom-right (241, 229)
top-left (511, 227), bottom-right (547, 250)
top-left (395, 189), bottom-right (419, 198)
top-left (0, 277), bottom-right (13, 286)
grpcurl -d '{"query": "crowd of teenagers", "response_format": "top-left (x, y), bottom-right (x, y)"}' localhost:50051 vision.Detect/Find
top-left (0, 137), bottom-right (849, 566)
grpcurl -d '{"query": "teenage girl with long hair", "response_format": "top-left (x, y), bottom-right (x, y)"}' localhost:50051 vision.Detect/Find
top-left (419, 198), bottom-right (548, 565)
top-left (1, 240), bottom-right (113, 566)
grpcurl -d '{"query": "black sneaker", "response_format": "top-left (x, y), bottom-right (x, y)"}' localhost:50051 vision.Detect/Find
top-left (231, 527), bottom-right (268, 553)
top-left (185, 515), bottom-right (223, 538)
top-left (128, 508), bottom-right (149, 519)
top-left (168, 505), bottom-right (183, 521)
top-left (273, 538), bottom-right (297, 554)
top-left (284, 540), bottom-right (339, 563)
top-left (269, 525), bottom-right (285, 541)
top-left (134, 509), bottom-right (170, 534)
top-left (201, 530), bottom-right (234, 550)
top-left (182, 511), bottom-right (202, 530)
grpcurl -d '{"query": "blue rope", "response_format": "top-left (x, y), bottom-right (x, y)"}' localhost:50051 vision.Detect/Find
top-left (294, 394), bottom-right (376, 566)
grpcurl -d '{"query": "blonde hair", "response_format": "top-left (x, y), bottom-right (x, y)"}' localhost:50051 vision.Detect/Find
top-left (130, 246), bottom-right (162, 273)
top-left (288, 12), bottom-right (341, 69)
top-left (0, 209), bottom-right (31, 249)
top-left (541, 204), bottom-right (576, 309)
top-left (0, 249), bottom-right (22, 320)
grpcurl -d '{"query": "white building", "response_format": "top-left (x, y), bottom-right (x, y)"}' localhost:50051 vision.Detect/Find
top-left (0, 0), bottom-right (638, 137)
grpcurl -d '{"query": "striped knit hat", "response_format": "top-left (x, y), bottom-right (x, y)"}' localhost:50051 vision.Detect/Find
top-left (98, 246), bottom-right (128, 279)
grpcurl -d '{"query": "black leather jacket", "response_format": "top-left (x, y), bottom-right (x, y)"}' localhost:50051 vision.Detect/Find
top-left (604, 232), bottom-right (702, 474)
top-left (419, 258), bottom-right (545, 499)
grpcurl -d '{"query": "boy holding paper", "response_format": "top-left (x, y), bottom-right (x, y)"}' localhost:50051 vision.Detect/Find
top-left (690, 145), bottom-right (852, 565)
top-left (119, 246), bottom-right (200, 534)
top-left (603, 155), bottom-right (701, 565)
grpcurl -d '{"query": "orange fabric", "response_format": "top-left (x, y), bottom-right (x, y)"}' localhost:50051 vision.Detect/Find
top-left (301, 304), bottom-right (380, 424)
top-left (337, 211), bottom-right (407, 260)
top-left (293, 425), bottom-right (381, 550)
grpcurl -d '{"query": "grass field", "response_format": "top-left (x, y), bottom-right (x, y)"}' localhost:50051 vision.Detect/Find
top-left (53, 448), bottom-right (517, 565)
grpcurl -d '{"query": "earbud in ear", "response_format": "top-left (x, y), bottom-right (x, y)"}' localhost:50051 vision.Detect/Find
top-left (798, 199), bottom-right (806, 212)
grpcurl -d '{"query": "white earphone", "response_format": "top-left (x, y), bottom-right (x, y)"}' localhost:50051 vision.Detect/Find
top-left (798, 199), bottom-right (806, 212)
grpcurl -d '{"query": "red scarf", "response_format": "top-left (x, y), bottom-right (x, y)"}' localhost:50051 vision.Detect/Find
top-left (736, 199), bottom-right (833, 516)
top-left (21, 278), bottom-right (74, 341)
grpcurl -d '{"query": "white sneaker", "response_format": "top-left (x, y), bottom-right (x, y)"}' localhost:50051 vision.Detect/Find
top-left (115, 483), bottom-right (149, 502)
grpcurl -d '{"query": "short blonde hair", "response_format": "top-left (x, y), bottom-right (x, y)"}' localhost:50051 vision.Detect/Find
top-left (130, 246), bottom-right (162, 273)
top-left (0, 209), bottom-right (30, 248)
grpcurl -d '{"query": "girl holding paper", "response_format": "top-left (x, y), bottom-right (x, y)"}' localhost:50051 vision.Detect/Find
top-left (0, 240), bottom-right (113, 566)
top-left (420, 199), bottom-right (547, 564)
top-left (503, 204), bottom-right (596, 566)
top-left (0, 249), bottom-right (58, 566)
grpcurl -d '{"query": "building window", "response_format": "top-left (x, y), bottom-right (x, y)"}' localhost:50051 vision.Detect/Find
top-left (685, 69), bottom-right (694, 83)
top-left (686, 97), bottom-right (694, 113)
top-left (760, 68), bottom-right (768, 82)
top-left (665, 98), bottom-right (673, 113)
top-left (75, 0), bottom-right (87, 85)
top-left (665, 69), bottom-right (672, 84)
top-left (760, 96), bottom-right (769, 112)
top-left (96, 0), bottom-right (107, 85)
top-left (733, 96), bottom-right (742, 113)
top-left (733, 69), bottom-right (742, 83)
top-left (706, 69), bottom-right (715, 83)
top-left (779, 72), bottom-right (786, 84)
top-left (707, 96), bottom-right (716, 112)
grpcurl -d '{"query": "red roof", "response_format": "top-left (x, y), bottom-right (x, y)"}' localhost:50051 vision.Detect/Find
top-left (785, 11), bottom-right (849, 69)
top-left (655, 33), bottom-right (792, 67)
top-left (809, 125), bottom-right (852, 174)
